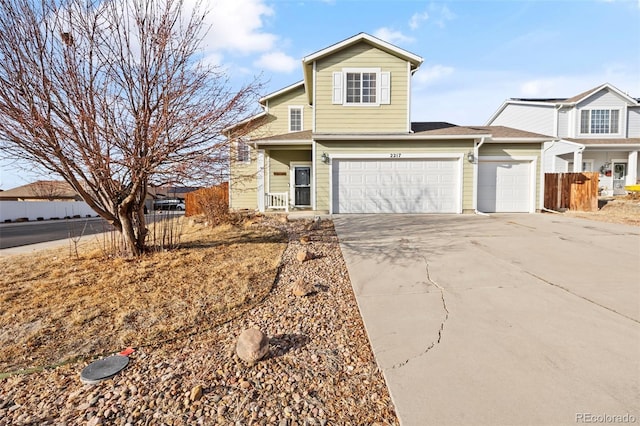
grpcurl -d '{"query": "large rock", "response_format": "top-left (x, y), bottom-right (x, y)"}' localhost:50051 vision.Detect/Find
top-left (291, 277), bottom-right (313, 297)
top-left (236, 328), bottom-right (269, 364)
top-left (296, 249), bottom-right (312, 263)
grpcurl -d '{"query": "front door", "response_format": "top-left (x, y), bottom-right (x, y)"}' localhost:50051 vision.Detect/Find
top-left (293, 165), bottom-right (311, 207)
top-left (612, 162), bottom-right (627, 195)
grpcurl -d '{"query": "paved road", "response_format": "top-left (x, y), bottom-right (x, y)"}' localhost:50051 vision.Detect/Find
top-left (334, 214), bottom-right (640, 426)
top-left (0, 217), bottom-right (112, 249)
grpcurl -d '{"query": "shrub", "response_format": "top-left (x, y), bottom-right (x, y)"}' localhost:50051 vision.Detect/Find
top-left (37, 217), bottom-right (44, 221)
top-left (187, 183), bottom-right (230, 226)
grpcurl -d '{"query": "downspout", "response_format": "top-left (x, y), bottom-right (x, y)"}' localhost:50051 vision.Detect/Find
top-left (473, 137), bottom-right (488, 215)
top-left (541, 139), bottom-right (563, 214)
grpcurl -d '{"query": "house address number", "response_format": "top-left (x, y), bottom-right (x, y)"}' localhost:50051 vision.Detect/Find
top-left (390, 153), bottom-right (402, 158)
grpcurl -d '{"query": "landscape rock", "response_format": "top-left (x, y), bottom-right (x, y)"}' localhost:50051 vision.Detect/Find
top-left (299, 235), bottom-right (311, 244)
top-left (189, 385), bottom-right (203, 402)
top-left (291, 278), bottom-right (313, 297)
top-left (235, 328), bottom-right (270, 364)
top-left (296, 249), bottom-right (312, 263)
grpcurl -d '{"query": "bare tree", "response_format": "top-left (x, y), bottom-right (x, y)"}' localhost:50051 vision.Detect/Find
top-left (0, 0), bottom-right (260, 255)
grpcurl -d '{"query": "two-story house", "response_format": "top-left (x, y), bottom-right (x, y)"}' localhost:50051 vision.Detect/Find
top-left (486, 83), bottom-right (640, 195)
top-left (227, 33), bottom-right (557, 214)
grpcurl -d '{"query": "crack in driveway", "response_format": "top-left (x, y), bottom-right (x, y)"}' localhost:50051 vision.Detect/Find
top-left (391, 256), bottom-right (449, 369)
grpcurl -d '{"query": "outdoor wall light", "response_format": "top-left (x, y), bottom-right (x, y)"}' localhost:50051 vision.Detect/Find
top-left (467, 151), bottom-right (476, 163)
top-left (321, 152), bottom-right (330, 164)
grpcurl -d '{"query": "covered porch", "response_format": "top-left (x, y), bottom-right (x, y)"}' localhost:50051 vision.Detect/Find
top-left (254, 133), bottom-right (313, 212)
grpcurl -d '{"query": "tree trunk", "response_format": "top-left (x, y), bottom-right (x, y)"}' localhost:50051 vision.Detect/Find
top-left (118, 204), bottom-right (143, 256)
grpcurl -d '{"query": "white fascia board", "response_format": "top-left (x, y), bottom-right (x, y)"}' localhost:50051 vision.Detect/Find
top-left (223, 111), bottom-right (267, 134)
top-left (259, 81), bottom-right (305, 105)
top-left (314, 133), bottom-right (491, 141)
top-left (489, 137), bottom-right (555, 143)
top-left (255, 140), bottom-right (312, 146)
top-left (581, 144), bottom-right (640, 149)
top-left (564, 83), bottom-right (638, 106)
top-left (302, 33), bottom-right (423, 67)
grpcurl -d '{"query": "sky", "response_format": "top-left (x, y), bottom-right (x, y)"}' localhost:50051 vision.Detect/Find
top-left (1, 0), bottom-right (639, 189)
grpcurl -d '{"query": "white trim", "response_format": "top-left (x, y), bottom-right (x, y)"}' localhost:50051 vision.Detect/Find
top-left (329, 152), bottom-right (464, 160)
top-left (578, 108), bottom-right (624, 137)
top-left (312, 141), bottom-right (317, 210)
top-left (328, 153), bottom-right (464, 214)
top-left (255, 140), bottom-right (312, 146)
top-left (223, 111), bottom-right (267, 134)
top-left (312, 61), bottom-right (317, 132)
top-left (478, 156), bottom-right (538, 213)
top-left (314, 133), bottom-right (492, 141)
top-left (290, 162), bottom-right (313, 208)
top-left (288, 105), bottom-right (304, 132)
top-left (406, 61), bottom-right (411, 132)
top-left (341, 68), bottom-right (382, 107)
top-left (259, 81), bottom-right (305, 104)
top-left (302, 32), bottom-right (423, 66)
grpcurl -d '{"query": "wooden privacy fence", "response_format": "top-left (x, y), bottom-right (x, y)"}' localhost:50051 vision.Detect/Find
top-left (544, 172), bottom-right (598, 212)
top-left (184, 182), bottom-right (229, 217)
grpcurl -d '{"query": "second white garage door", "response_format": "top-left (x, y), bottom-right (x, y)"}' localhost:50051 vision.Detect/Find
top-left (332, 158), bottom-right (461, 214)
top-left (478, 160), bottom-right (533, 213)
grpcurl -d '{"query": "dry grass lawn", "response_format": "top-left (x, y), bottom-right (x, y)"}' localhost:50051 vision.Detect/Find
top-left (0, 218), bottom-right (287, 374)
top-left (564, 194), bottom-right (640, 226)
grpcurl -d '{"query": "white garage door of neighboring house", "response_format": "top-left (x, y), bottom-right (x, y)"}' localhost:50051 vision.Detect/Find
top-left (332, 158), bottom-right (461, 214)
top-left (478, 160), bottom-right (533, 213)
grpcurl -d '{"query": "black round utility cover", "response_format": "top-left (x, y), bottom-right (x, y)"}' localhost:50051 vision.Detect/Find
top-left (80, 355), bottom-right (129, 384)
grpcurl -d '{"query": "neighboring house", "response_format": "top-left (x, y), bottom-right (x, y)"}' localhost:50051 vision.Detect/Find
top-left (226, 33), bottom-right (557, 214)
top-left (0, 180), bottom-right (82, 201)
top-left (487, 83), bottom-right (640, 195)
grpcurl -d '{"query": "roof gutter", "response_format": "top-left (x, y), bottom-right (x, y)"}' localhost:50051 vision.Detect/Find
top-left (313, 133), bottom-right (492, 141)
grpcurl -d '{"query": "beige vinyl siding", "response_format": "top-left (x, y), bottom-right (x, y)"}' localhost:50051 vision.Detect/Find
top-left (478, 143), bottom-right (542, 210)
top-left (315, 43), bottom-right (409, 133)
top-left (264, 86), bottom-right (312, 135)
top-left (315, 140), bottom-right (475, 212)
top-left (229, 149), bottom-right (258, 210)
top-left (268, 150), bottom-right (312, 193)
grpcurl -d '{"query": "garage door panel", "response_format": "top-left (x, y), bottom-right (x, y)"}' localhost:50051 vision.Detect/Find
top-left (478, 160), bottom-right (532, 213)
top-left (333, 158), bottom-right (460, 214)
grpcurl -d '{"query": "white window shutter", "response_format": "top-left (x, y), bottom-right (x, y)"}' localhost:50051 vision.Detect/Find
top-left (380, 72), bottom-right (391, 104)
top-left (332, 72), bottom-right (343, 104)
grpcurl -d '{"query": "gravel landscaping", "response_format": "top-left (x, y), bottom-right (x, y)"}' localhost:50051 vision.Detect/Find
top-left (0, 218), bottom-right (398, 425)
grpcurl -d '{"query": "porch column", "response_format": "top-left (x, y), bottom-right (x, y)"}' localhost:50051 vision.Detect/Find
top-left (572, 149), bottom-right (583, 172)
top-left (626, 151), bottom-right (638, 186)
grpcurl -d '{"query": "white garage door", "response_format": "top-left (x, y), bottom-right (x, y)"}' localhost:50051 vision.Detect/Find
top-left (478, 160), bottom-right (533, 213)
top-left (332, 158), bottom-right (460, 214)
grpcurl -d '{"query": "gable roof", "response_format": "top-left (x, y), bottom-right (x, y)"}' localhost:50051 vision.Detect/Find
top-left (259, 81), bottom-right (305, 106)
top-left (486, 82), bottom-right (639, 125)
top-left (302, 32), bottom-right (423, 105)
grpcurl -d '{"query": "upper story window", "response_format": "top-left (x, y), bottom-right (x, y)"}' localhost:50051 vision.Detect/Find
top-left (346, 72), bottom-right (377, 104)
top-left (580, 109), bottom-right (620, 134)
top-left (289, 106), bottom-right (303, 132)
top-left (236, 140), bottom-right (250, 164)
top-left (332, 68), bottom-right (390, 106)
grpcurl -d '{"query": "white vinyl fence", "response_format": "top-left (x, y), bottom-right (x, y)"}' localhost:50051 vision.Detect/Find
top-left (0, 201), bottom-right (98, 222)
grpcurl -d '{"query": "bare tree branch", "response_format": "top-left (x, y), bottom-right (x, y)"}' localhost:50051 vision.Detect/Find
top-left (0, 0), bottom-right (262, 255)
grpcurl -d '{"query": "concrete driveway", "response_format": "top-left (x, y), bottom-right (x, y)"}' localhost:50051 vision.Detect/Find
top-left (334, 214), bottom-right (640, 426)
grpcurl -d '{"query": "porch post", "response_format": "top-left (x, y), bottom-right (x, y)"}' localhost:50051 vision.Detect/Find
top-left (572, 149), bottom-right (583, 172)
top-left (257, 149), bottom-right (265, 212)
top-left (626, 151), bottom-right (638, 186)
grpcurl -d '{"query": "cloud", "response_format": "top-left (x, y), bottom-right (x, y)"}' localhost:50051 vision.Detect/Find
top-left (200, 0), bottom-right (277, 55)
top-left (409, 11), bottom-right (429, 30)
top-left (429, 3), bottom-right (456, 28)
top-left (414, 64), bottom-right (455, 86)
top-left (254, 51), bottom-right (299, 73)
top-left (373, 27), bottom-right (414, 44)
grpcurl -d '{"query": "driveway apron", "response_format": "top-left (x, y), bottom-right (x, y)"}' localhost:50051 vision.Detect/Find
top-left (334, 214), bottom-right (640, 426)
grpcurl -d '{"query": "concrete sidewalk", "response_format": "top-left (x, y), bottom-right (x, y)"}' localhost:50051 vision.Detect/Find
top-left (334, 214), bottom-right (640, 426)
